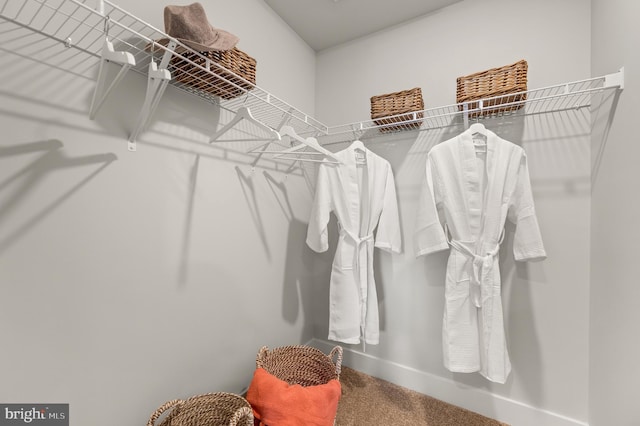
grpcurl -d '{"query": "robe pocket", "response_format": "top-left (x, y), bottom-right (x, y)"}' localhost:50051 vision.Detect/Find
top-left (334, 238), bottom-right (354, 270)
top-left (445, 281), bottom-right (472, 325)
top-left (447, 250), bottom-right (471, 283)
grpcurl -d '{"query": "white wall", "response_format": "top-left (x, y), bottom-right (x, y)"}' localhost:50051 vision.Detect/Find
top-left (0, 1), bottom-right (317, 425)
top-left (3, 0), bottom-right (635, 425)
top-left (315, 0), bottom-right (590, 126)
top-left (590, 1), bottom-right (640, 425)
top-left (314, 0), bottom-right (592, 425)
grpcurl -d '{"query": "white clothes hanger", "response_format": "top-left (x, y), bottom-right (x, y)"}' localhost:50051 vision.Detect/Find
top-left (267, 125), bottom-right (343, 164)
top-left (467, 122), bottom-right (487, 138)
top-left (249, 145), bottom-right (329, 164)
top-left (466, 122), bottom-right (488, 152)
top-left (350, 139), bottom-right (366, 151)
top-left (244, 136), bottom-right (296, 172)
top-left (348, 139), bottom-right (367, 165)
top-left (246, 137), bottom-right (292, 153)
top-left (210, 106), bottom-right (281, 142)
top-left (274, 140), bottom-right (339, 163)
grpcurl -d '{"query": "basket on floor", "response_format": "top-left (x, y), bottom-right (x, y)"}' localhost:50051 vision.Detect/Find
top-left (169, 48), bottom-right (257, 100)
top-left (146, 392), bottom-right (253, 426)
top-left (456, 59), bottom-right (528, 117)
top-left (256, 345), bottom-right (342, 385)
top-left (246, 345), bottom-right (343, 426)
top-left (370, 87), bottom-right (424, 133)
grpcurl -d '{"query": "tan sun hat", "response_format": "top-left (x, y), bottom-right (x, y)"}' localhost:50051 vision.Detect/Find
top-left (156, 2), bottom-right (239, 51)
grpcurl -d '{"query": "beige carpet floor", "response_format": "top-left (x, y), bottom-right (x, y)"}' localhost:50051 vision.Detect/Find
top-left (336, 367), bottom-right (509, 426)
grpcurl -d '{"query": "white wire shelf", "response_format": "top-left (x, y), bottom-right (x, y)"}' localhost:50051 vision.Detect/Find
top-left (0, 0), bottom-right (328, 141)
top-left (319, 70), bottom-right (624, 145)
top-left (0, 0), bottom-right (624, 151)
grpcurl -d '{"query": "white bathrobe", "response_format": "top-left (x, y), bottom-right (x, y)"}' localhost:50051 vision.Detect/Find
top-left (414, 129), bottom-right (546, 383)
top-left (307, 142), bottom-right (401, 346)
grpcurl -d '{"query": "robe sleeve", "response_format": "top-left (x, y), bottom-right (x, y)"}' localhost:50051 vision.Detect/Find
top-left (507, 153), bottom-right (547, 262)
top-left (374, 164), bottom-right (402, 253)
top-left (414, 153), bottom-right (448, 257)
top-left (306, 163), bottom-right (332, 253)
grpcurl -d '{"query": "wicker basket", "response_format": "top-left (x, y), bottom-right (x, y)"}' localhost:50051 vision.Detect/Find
top-left (247, 345), bottom-right (343, 426)
top-left (256, 345), bottom-right (342, 386)
top-left (456, 59), bottom-right (528, 117)
top-left (370, 87), bottom-right (424, 133)
top-left (169, 48), bottom-right (257, 100)
top-left (146, 392), bottom-right (253, 426)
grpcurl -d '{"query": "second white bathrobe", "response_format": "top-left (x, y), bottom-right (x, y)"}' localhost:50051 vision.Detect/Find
top-left (307, 142), bottom-right (401, 346)
top-left (415, 129), bottom-right (546, 383)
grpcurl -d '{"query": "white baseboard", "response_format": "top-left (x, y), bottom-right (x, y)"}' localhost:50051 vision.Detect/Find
top-left (307, 338), bottom-right (587, 426)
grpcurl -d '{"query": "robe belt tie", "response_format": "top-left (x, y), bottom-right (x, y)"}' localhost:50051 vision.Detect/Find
top-left (342, 229), bottom-right (374, 350)
top-left (445, 227), bottom-right (505, 308)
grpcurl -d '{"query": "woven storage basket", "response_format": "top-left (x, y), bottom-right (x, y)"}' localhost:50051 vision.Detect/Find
top-left (146, 392), bottom-right (253, 426)
top-left (456, 59), bottom-right (528, 117)
top-left (169, 48), bottom-right (256, 100)
top-left (248, 345), bottom-right (343, 426)
top-left (256, 345), bottom-right (342, 386)
top-left (370, 87), bottom-right (424, 133)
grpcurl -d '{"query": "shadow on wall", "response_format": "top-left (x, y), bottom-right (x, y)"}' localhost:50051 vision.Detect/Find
top-left (591, 87), bottom-right (623, 187)
top-left (236, 166), bottom-right (272, 261)
top-left (524, 108), bottom-right (592, 198)
top-left (0, 28), bottom-right (308, 178)
top-left (499, 222), bottom-right (544, 406)
top-left (263, 171), bottom-right (316, 341)
top-left (0, 139), bottom-right (117, 255)
top-left (177, 153), bottom-right (201, 286)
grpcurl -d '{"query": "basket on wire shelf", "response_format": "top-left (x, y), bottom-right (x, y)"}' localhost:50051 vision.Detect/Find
top-left (146, 392), bottom-right (253, 426)
top-left (169, 47), bottom-right (257, 100)
top-left (370, 87), bottom-right (424, 133)
top-left (456, 59), bottom-right (528, 117)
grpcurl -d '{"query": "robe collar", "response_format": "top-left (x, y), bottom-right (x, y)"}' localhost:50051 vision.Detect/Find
top-left (337, 140), bottom-right (373, 234)
top-left (458, 128), bottom-right (498, 244)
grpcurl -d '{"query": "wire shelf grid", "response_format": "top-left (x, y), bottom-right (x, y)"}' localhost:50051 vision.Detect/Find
top-left (0, 0), bottom-right (328, 138)
top-left (320, 74), bottom-right (619, 145)
top-left (0, 0), bottom-right (623, 148)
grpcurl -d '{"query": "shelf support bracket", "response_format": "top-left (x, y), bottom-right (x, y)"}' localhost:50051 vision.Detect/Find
top-left (462, 102), bottom-right (469, 128)
top-left (128, 42), bottom-right (175, 151)
top-left (604, 67), bottom-right (625, 90)
top-left (89, 37), bottom-right (136, 120)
